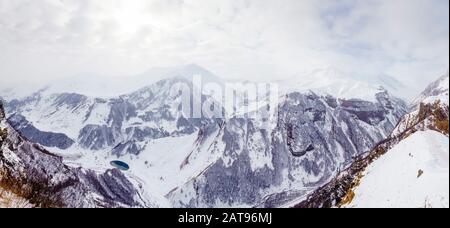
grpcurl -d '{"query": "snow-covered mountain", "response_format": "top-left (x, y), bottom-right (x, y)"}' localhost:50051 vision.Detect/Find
top-left (298, 73), bottom-right (449, 208)
top-left (168, 90), bottom-right (406, 207)
top-left (0, 102), bottom-right (158, 208)
top-left (1, 65), bottom-right (410, 207)
top-left (412, 72), bottom-right (449, 108)
top-left (394, 73), bottom-right (449, 137)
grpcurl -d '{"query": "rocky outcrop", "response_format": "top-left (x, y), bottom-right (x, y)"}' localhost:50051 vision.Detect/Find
top-left (0, 102), bottom-right (5, 121)
top-left (78, 124), bottom-right (118, 150)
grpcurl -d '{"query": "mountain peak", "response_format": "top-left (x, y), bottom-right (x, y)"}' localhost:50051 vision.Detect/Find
top-left (413, 72), bottom-right (449, 108)
top-left (180, 63), bottom-right (208, 72)
top-left (28, 64), bottom-right (222, 99)
top-left (171, 64), bottom-right (220, 80)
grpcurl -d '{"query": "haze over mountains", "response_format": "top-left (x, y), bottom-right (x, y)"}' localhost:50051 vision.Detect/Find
top-left (0, 64), bottom-right (427, 102)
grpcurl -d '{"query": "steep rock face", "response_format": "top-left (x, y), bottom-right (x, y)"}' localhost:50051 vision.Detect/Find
top-left (168, 90), bottom-right (407, 207)
top-left (0, 102), bottom-right (4, 121)
top-left (78, 124), bottom-right (118, 150)
top-left (7, 114), bottom-right (74, 149)
top-left (0, 102), bottom-right (152, 208)
top-left (393, 101), bottom-right (449, 137)
top-left (296, 74), bottom-right (449, 208)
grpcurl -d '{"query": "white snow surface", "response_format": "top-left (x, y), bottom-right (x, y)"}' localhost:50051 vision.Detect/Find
top-left (346, 130), bottom-right (449, 208)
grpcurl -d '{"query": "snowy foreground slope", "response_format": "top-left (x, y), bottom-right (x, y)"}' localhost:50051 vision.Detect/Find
top-left (346, 130), bottom-right (449, 208)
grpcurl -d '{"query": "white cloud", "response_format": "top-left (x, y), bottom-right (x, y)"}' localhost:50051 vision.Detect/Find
top-left (0, 0), bottom-right (448, 98)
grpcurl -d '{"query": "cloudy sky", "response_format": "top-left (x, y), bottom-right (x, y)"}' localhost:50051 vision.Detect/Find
top-left (0, 0), bottom-right (448, 95)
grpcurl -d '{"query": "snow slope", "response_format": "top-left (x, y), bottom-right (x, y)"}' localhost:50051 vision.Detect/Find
top-left (346, 130), bottom-right (449, 208)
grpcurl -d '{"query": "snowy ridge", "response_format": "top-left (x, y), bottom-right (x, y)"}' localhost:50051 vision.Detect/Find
top-left (345, 130), bottom-right (449, 208)
top-left (412, 72), bottom-right (449, 108)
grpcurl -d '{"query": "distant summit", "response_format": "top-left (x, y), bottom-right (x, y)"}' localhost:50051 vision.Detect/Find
top-left (280, 67), bottom-right (407, 102)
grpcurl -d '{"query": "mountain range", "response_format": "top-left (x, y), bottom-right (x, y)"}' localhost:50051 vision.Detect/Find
top-left (1, 65), bottom-right (448, 208)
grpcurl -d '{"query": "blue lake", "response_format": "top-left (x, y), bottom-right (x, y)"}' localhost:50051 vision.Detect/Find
top-left (110, 160), bottom-right (130, 171)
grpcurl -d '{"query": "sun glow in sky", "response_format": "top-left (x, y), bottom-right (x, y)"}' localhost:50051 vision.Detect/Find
top-left (0, 0), bottom-right (448, 97)
top-left (111, 1), bottom-right (149, 35)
